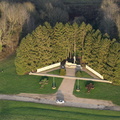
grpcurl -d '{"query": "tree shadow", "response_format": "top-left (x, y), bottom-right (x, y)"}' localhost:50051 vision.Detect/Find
top-left (85, 81), bottom-right (94, 87)
top-left (56, 90), bottom-right (64, 101)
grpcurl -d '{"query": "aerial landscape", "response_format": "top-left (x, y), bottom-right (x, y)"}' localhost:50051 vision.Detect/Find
top-left (0, 0), bottom-right (120, 120)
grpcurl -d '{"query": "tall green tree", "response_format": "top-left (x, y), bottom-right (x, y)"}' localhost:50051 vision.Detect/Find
top-left (52, 22), bottom-right (68, 62)
top-left (106, 41), bottom-right (120, 82)
top-left (15, 25), bottom-right (52, 75)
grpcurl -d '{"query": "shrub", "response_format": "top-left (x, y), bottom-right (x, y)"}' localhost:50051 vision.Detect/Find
top-left (60, 69), bottom-right (66, 76)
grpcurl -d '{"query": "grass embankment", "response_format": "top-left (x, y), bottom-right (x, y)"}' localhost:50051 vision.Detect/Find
top-left (0, 55), bottom-right (62, 94)
top-left (0, 100), bottom-right (120, 120)
top-left (74, 71), bottom-right (120, 105)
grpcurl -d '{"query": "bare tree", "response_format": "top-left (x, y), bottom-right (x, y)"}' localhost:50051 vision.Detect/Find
top-left (0, 1), bottom-right (37, 56)
top-left (100, 0), bottom-right (120, 39)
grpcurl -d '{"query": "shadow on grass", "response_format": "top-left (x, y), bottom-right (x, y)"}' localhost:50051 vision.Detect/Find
top-left (3, 106), bottom-right (120, 119)
top-left (85, 81), bottom-right (94, 86)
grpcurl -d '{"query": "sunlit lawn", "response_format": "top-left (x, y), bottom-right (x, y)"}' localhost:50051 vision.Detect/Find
top-left (0, 55), bottom-right (62, 94)
top-left (0, 100), bottom-right (120, 120)
top-left (74, 78), bottom-right (120, 105)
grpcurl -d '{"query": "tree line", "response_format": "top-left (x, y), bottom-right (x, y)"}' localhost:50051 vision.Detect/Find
top-left (15, 22), bottom-right (120, 85)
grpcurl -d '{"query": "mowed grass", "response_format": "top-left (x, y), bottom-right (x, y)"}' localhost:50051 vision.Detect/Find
top-left (0, 100), bottom-right (120, 120)
top-left (48, 69), bottom-right (60, 75)
top-left (0, 55), bottom-right (62, 94)
top-left (76, 71), bottom-right (93, 78)
top-left (74, 80), bottom-right (120, 105)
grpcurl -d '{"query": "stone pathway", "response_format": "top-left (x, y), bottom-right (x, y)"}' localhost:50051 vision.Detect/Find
top-left (58, 67), bottom-right (76, 95)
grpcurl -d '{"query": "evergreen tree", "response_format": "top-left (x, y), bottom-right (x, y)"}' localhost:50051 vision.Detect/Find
top-left (15, 25), bottom-right (52, 75)
top-left (106, 41), bottom-right (120, 81)
top-left (15, 22), bottom-right (120, 85)
top-left (52, 22), bottom-right (68, 62)
top-left (96, 34), bottom-right (112, 77)
top-left (89, 30), bottom-right (102, 69)
top-left (76, 22), bottom-right (87, 58)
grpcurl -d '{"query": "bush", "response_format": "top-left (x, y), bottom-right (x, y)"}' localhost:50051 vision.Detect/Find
top-left (75, 71), bottom-right (82, 77)
top-left (60, 69), bottom-right (66, 76)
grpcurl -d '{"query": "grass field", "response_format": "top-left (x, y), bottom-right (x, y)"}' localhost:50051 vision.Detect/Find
top-left (48, 69), bottom-right (60, 75)
top-left (0, 55), bottom-right (62, 94)
top-left (74, 80), bottom-right (120, 105)
top-left (76, 71), bottom-right (93, 78)
top-left (0, 100), bottom-right (120, 120)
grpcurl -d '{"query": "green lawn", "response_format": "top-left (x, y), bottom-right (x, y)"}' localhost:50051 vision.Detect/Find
top-left (74, 80), bottom-right (120, 105)
top-left (0, 100), bottom-right (120, 120)
top-left (48, 69), bottom-right (60, 75)
top-left (0, 55), bottom-right (62, 94)
top-left (76, 71), bottom-right (93, 78)
top-left (74, 70), bottom-right (120, 105)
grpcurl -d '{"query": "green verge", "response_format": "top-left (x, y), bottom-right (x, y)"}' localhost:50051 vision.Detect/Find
top-left (48, 69), bottom-right (60, 75)
top-left (75, 71), bottom-right (93, 78)
top-left (0, 100), bottom-right (120, 120)
top-left (74, 81), bottom-right (120, 105)
top-left (0, 55), bottom-right (62, 94)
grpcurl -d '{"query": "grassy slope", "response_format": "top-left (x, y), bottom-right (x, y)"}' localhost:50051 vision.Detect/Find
top-left (0, 55), bottom-right (62, 94)
top-left (74, 73), bottom-right (120, 105)
top-left (0, 100), bottom-right (120, 120)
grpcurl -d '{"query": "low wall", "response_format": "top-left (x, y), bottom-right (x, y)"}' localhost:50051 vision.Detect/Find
top-left (37, 62), bottom-right (60, 73)
top-left (65, 61), bottom-right (82, 69)
top-left (86, 65), bottom-right (104, 79)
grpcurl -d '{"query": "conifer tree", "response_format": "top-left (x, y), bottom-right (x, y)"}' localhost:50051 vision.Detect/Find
top-left (15, 25), bottom-right (52, 75)
top-left (106, 41), bottom-right (120, 81)
top-left (52, 22), bottom-right (68, 62)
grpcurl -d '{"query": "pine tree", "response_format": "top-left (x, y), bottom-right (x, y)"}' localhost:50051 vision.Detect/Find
top-left (89, 30), bottom-right (102, 69)
top-left (106, 41), bottom-right (120, 82)
top-left (15, 25), bottom-right (52, 75)
top-left (52, 22), bottom-right (68, 62)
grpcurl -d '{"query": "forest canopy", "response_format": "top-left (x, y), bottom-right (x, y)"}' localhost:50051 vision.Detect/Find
top-left (15, 22), bottom-right (120, 85)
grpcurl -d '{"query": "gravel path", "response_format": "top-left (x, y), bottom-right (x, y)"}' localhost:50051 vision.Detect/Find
top-left (0, 94), bottom-right (120, 111)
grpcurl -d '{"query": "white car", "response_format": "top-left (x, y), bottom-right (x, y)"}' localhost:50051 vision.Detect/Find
top-left (56, 99), bottom-right (65, 104)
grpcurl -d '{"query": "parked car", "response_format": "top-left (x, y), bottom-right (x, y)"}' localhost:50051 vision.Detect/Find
top-left (56, 99), bottom-right (65, 104)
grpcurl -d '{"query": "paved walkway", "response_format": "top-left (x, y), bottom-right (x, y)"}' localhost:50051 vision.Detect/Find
top-left (58, 67), bottom-right (76, 95)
